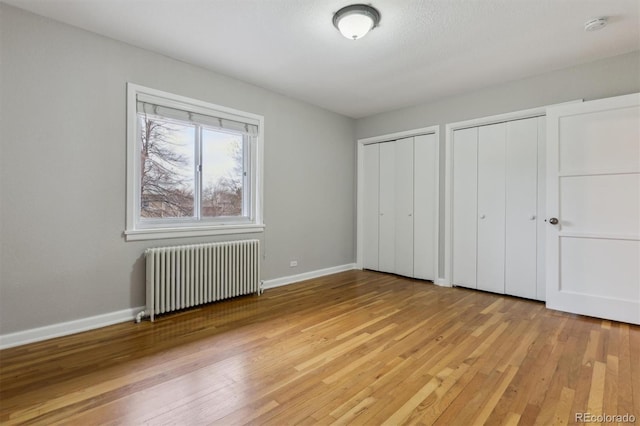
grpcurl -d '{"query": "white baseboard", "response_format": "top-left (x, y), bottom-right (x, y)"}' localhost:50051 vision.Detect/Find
top-left (0, 264), bottom-right (358, 350)
top-left (0, 306), bottom-right (145, 350)
top-left (435, 278), bottom-right (451, 287)
top-left (262, 263), bottom-right (357, 290)
top-left (1, 264), bottom-right (360, 349)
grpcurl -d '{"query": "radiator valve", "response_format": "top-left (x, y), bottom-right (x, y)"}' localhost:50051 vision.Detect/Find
top-left (135, 310), bottom-right (147, 323)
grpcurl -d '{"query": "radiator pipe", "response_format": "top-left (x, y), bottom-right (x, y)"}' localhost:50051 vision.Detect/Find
top-left (135, 310), bottom-right (147, 323)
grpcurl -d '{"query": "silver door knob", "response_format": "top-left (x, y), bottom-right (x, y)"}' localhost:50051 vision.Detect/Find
top-left (479, 214), bottom-right (486, 219)
top-left (549, 217), bottom-right (559, 225)
top-left (530, 215), bottom-right (536, 220)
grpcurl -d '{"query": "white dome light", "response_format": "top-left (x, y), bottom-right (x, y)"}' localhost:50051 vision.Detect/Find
top-left (333, 4), bottom-right (381, 40)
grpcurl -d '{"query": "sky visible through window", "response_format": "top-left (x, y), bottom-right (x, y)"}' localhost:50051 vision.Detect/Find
top-left (168, 126), bottom-right (241, 186)
top-left (202, 128), bottom-right (242, 190)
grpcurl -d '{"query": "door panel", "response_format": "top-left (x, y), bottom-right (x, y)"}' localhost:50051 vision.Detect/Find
top-left (560, 174), bottom-right (639, 236)
top-left (452, 128), bottom-right (478, 288)
top-left (559, 107), bottom-right (640, 175)
top-left (395, 138), bottom-right (414, 277)
top-left (414, 134), bottom-right (437, 280)
top-left (560, 238), bottom-right (639, 300)
top-left (378, 142), bottom-right (396, 273)
top-left (547, 94), bottom-right (640, 324)
top-left (505, 118), bottom-right (538, 299)
top-left (362, 144), bottom-right (379, 270)
top-left (477, 123), bottom-right (506, 294)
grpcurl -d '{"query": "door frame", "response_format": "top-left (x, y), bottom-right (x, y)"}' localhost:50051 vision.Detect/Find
top-left (356, 125), bottom-right (440, 282)
top-left (443, 102), bottom-right (580, 287)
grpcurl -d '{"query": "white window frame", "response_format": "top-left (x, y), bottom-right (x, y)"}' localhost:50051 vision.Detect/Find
top-left (124, 83), bottom-right (264, 241)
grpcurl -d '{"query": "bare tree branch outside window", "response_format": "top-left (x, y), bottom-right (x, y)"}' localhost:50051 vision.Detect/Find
top-left (139, 115), bottom-right (194, 218)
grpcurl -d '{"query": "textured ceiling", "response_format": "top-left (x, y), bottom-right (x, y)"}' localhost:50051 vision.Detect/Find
top-left (4, 0), bottom-right (640, 118)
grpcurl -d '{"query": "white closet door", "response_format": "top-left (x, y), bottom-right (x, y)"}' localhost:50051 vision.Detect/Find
top-left (395, 137), bottom-right (414, 277)
top-left (477, 123), bottom-right (506, 294)
top-left (546, 94), bottom-right (640, 324)
top-left (452, 127), bottom-right (478, 288)
top-left (362, 143), bottom-right (380, 270)
top-left (378, 142), bottom-right (396, 273)
top-left (414, 133), bottom-right (437, 280)
top-left (505, 118), bottom-right (538, 299)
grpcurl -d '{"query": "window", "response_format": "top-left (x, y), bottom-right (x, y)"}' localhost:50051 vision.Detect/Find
top-left (125, 84), bottom-right (264, 241)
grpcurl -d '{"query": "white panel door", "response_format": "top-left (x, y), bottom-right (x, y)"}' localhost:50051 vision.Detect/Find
top-left (452, 127), bottom-right (478, 288)
top-left (505, 117), bottom-right (538, 299)
top-left (395, 137), bottom-right (414, 277)
top-left (477, 123), bottom-right (506, 294)
top-left (414, 133), bottom-right (437, 280)
top-left (378, 142), bottom-right (396, 274)
top-left (546, 93), bottom-right (640, 324)
top-left (362, 143), bottom-right (380, 270)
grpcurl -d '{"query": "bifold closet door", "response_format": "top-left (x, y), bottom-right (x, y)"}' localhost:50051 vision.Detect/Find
top-left (378, 142), bottom-right (396, 273)
top-left (363, 134), bottom-right (437, 279)
top-left (452, 127), bottom-right (478, 288)
top-left (505, 117), bottom-right (539, 299)
top-left (477, 123), bottom-right (506, 294)
top-left (394, 137), bottom-right (414, 277)
top-left (377, 138), bottom-right (415, 276)
top-left (362, 143), bottom-right (380, 270)
top-left (452, 117), bottom-right (542, 297)
top-left (414, 134), bottom-right (437, 280)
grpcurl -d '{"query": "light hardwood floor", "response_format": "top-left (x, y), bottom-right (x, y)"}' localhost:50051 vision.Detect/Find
top-left (1, 270), bottom-right (638, 425)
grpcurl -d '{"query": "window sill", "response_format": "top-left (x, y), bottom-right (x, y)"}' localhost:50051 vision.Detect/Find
top-left (124, 224), bottom-right (265, 241)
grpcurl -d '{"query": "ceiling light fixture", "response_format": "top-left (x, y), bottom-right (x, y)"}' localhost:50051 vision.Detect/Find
top-left (333, 4), bottom-right (381, 40)
top-left (584, 17), bottom-right (607, 31)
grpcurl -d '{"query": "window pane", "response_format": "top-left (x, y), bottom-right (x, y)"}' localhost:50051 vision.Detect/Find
top-left (201, 129), bottom-right (244, 218)
top-left (139, 114), bottom-right (195, 218)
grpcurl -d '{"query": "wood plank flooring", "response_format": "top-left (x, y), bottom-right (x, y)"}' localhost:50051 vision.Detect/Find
top-left (1, 270), bottom-right (638, 425)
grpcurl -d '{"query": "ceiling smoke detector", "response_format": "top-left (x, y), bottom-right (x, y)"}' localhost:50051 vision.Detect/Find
top-left (584, 17), bottom-right (608, 31)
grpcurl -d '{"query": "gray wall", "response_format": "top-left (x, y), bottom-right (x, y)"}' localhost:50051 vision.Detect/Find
top-left (0, 4), bottom-right (356, 334)
top-left (356, 51), bottom-right (640, 278)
